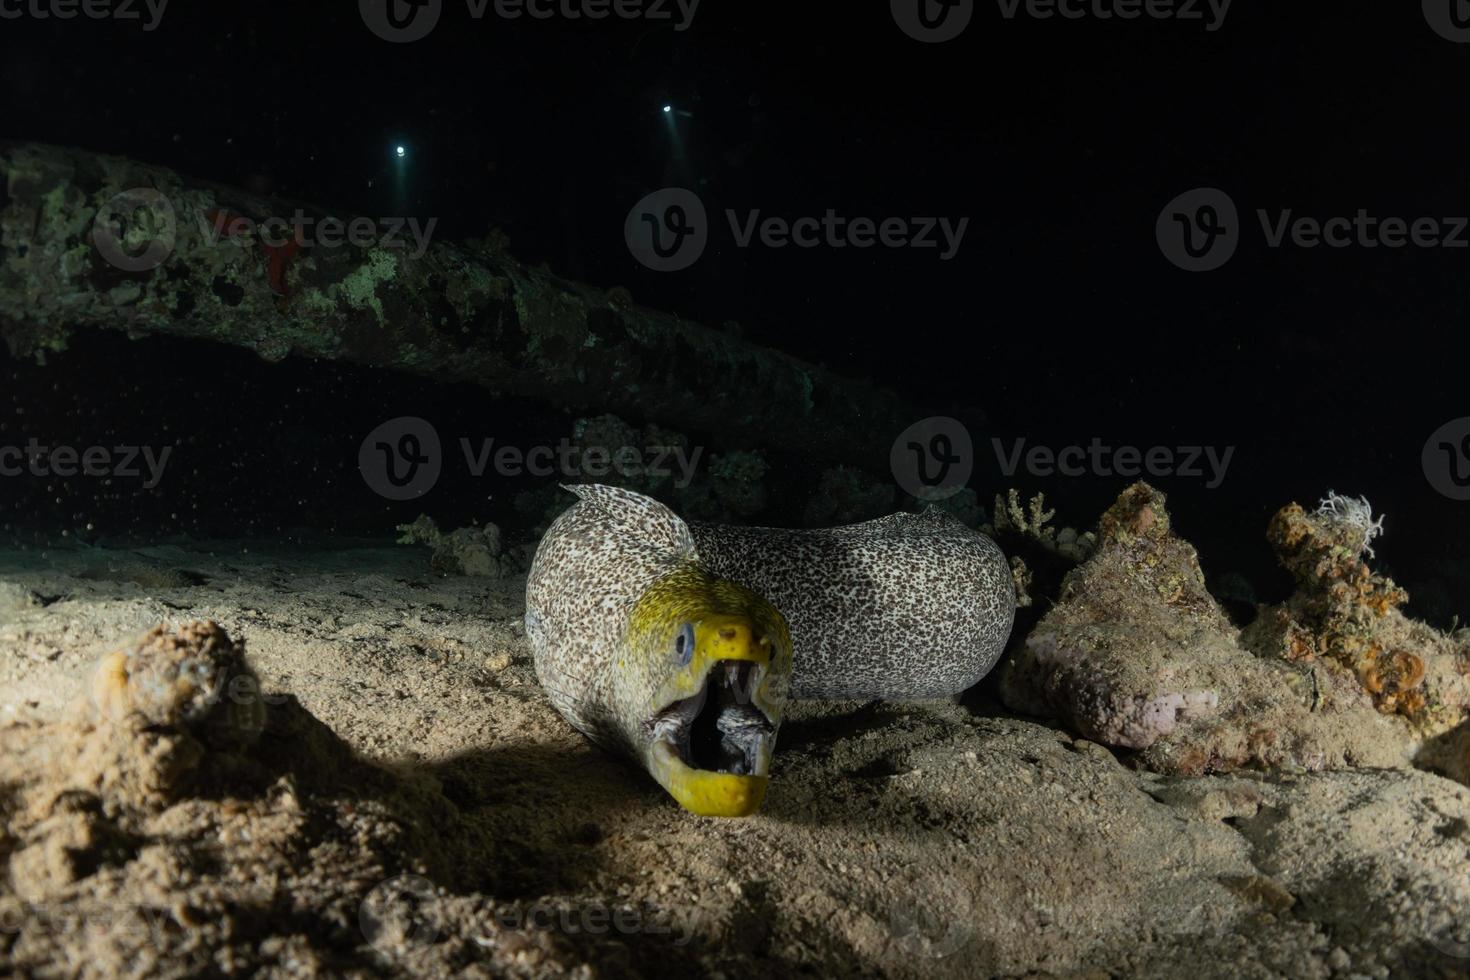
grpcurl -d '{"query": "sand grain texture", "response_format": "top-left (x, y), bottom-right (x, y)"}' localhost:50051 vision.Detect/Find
top-left (1, 539), bottom-right (1468, 979)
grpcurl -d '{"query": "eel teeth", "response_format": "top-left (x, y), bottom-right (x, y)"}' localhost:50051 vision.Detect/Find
top-left (649, 660), bottom-right (776, 777)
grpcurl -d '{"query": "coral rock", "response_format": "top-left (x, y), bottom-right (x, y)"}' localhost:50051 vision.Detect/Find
top-left (397, 514), bottom-right (510, 577)
top-left (1001, 483), bottom-right (1429, 777)
top-left (90, 619), bottom-right (264, 750)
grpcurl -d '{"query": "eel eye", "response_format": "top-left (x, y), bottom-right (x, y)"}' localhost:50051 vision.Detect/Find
top-left (673, 622), bottom-right (695, 665)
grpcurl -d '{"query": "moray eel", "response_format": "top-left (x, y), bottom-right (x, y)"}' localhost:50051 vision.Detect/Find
top-left (525, 484), bottom-right (1015, 817)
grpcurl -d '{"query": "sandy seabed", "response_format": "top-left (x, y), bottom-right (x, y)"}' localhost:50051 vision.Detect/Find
top-left (0, 538), bottom-right (1468, 979)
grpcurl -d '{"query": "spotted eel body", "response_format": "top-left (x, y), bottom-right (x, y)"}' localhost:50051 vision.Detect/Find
top-left (525, 484), bottom-right (1015, 815)
top-left (688, 508), bottom-right (1015, 699)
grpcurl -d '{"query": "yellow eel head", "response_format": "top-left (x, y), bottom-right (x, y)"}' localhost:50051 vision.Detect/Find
top-left (621, 565), bottom-right (792, 817)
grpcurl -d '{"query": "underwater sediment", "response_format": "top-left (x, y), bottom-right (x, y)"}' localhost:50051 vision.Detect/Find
top-left (3, 536), bottom-right (1470, 977)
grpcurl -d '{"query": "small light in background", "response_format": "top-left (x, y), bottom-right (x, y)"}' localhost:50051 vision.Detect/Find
top-left (395, 145), bottom-right (406, 158)
top-left (662, 105), bottom-right (672, 114)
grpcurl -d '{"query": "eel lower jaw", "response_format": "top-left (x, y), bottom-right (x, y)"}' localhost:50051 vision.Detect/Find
top-left (646, 660), bottom-right (779, 817)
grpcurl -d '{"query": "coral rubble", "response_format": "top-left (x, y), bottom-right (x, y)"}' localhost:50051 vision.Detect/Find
top-left (396, 515), bottom-right (511, 578)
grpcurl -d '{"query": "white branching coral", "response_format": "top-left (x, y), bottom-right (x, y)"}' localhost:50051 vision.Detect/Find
top-left (989, 488), bottom-right (1096, 563)
top-left (1315, 490), bottom-right (1385, 558)
top-left (994, 488), bottom-right (1056, 538)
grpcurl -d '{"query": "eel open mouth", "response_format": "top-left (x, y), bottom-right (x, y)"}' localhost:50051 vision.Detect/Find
top-left (649, 660), bottom-right (776, 777)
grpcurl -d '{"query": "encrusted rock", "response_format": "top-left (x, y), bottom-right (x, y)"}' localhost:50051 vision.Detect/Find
top-left (91, 619), bottom-right (264, 750)
top-left (1242, 494), bottom-right (1470, 729)
top-left (397, 514), bottom-right (511, 577)
top-left (1000, 482), bottom-right (1445, 778)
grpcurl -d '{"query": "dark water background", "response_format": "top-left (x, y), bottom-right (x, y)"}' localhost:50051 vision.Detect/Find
top-left (2, 2), bottom-right (1468, 621)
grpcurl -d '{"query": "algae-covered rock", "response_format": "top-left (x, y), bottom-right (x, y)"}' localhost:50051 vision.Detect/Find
top-left (90, 619), bottom-right (265, 751)
top-left (1242, 494), bottom-right (1470, 732)
top-left (999, 483), bottom-right (1433, 777)
top-left (397, 514), bottom-right (511, 577)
